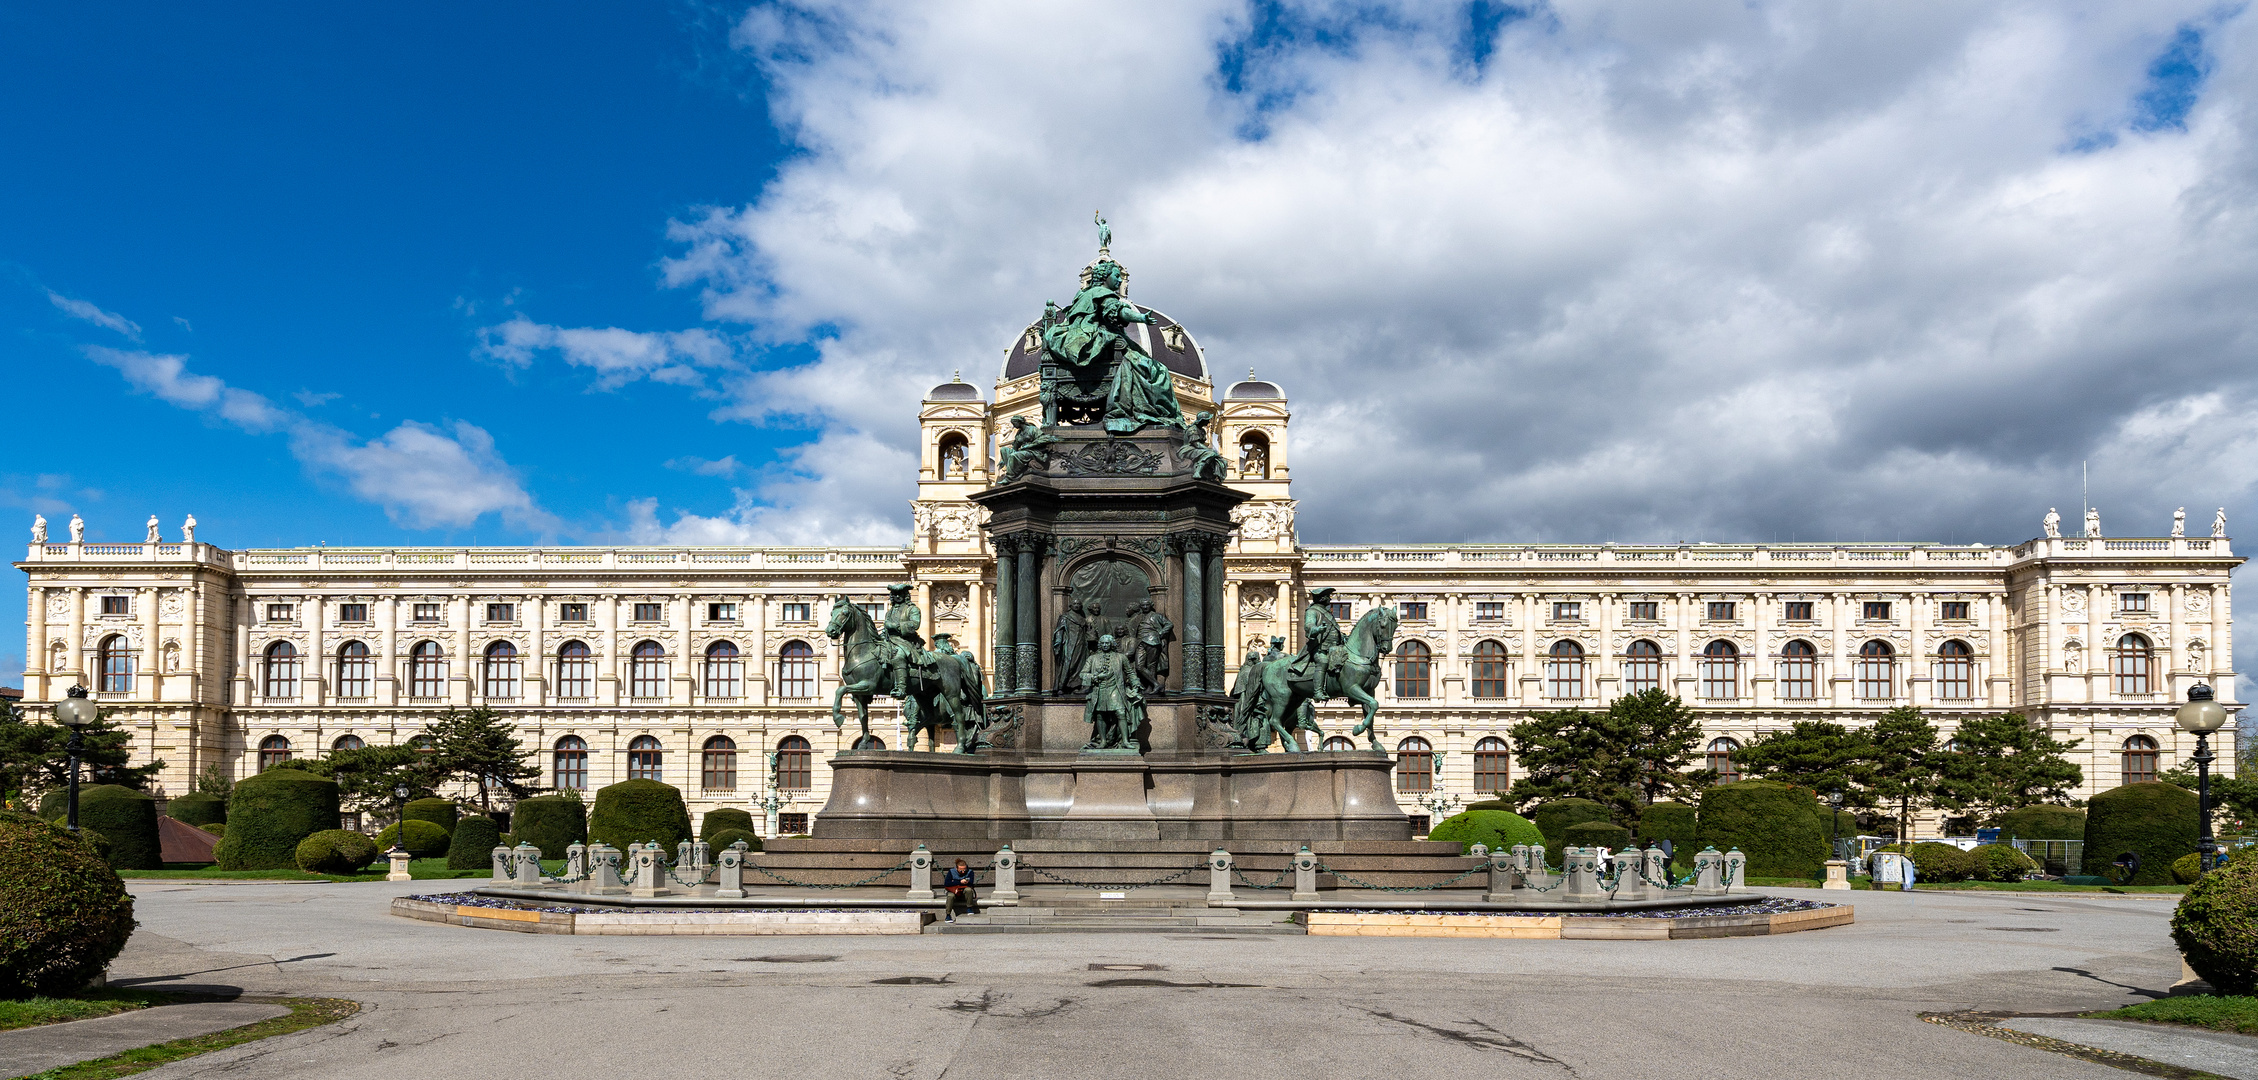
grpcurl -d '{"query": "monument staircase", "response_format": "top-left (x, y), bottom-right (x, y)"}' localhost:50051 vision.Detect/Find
top-left (749, 836), bottom-right (1483, 891)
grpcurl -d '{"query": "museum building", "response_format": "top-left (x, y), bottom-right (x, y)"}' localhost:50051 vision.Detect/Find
top-left (14, 292), bottom-right (2243, 837)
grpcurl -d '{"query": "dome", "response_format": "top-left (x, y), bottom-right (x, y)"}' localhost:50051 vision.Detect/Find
top-left (926, 378), bottom-right (981, 401)
top-left (1225, 377), bottom-right (1284, 401)
top-left (999, 305), bottom-right (1207, 383)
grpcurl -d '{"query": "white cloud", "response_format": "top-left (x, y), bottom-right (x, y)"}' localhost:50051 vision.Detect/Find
top-left (48, 291), bottom-right (141, 340)
top-left (476, 315), bottom-right (739, 391)
top-left (665, 454), bottom-right (746, 478)
top-left (293, 390), bottom-right (341, 407)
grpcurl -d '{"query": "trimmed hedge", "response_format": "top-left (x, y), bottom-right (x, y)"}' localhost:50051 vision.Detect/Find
top-left (0, 811), bottom-right (137, 998)
top-left (295, 830), bottom-right (379, 875)
top-left (1529, 799), bottom-right (1614, 854)
top-left (1903, 841), bottom-right (1981, 883)
top-left (707, 828), bottom-right (764, 853)
top-left (1637, 802), bottom-right (1698, 853)
top-left (2174, 852), bottom-right (2206, 884)
top-left (587, 779), bottom-right (692, 853)
top-left (199, 822), bottom-right (228, 835)
top-left (1561, 820), bottom-right (1634, 852)
top-left (402, 798), bottom-right (458, 834)
top-left (76, 828), bottom-right (113, 864)
top-left (78, 785), bottom-right (163, 870)
top-left (2175, 847), bottom-right (2258, 994)
top-left (1971, 842), bottom-right (2037, 883)
top-left (447, 816), bottom-right (504, 871)
top-left (2082, 781), bottom-right (2197, 885)
top-left (700, 808), bottom-right (757, 842)
top-left (511, 795), bottom-right (587, 859)
top-left (214, 769), bottom-right (342, 871)
top-left (1462, 800), bottom-right (1514, 815)
top-left (376, 819), bottom-right (451, 858)
top-left (1428, 809), bottom-right (1544, 856)
top-left (164, 791), bottom-right (227, 828)
top-left (1998, 804), bottom-right (2086, 841)
top-left (1696, 780), bottom-right (1828, 879)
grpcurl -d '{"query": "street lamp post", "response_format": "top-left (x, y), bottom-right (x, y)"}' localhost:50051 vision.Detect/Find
top-left (2177, 684), bottom-right (2231, 871)
top-left (52, 686), bottom-right (99, 832)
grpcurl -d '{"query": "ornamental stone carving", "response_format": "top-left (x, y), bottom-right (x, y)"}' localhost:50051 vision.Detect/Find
top-left (1230, 501), bottom-right (1298, 542)
top-left (1063, 440), bottom-right (1161, 476)
top-left (46, 594), bottom-right (67, 618)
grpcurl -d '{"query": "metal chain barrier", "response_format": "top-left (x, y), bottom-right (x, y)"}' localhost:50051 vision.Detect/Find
top-left (741, 857), bottom-right (916, 890)
top-left (1021, 863), bottom-right (1208, 891)
top-left (1312, 859), bottom-right (1491, 894)
top-left (1233, 866), bottom-right (1294, 890)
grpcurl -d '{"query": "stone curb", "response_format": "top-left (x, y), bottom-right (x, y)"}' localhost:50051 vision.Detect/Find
top-left (1294, 903), bottom-right (1853, 939)
top-left (390, 897), bottom-right (932, 935)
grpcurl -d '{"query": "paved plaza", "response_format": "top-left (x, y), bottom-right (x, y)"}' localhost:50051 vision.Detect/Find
top-left (72, 881), bottom-right (2197, 1079)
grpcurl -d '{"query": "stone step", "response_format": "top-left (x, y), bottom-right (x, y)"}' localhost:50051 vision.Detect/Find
top-left (931, 918), bottom-right (1306, 936)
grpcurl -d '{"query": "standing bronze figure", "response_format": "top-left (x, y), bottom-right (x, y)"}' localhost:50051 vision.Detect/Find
top-left (1079, 635), bottom-right (1144, 751)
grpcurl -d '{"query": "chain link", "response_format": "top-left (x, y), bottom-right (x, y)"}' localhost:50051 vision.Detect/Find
top-left (1020, 863), bottom-right (1208, 891)
top-left (1232, 866), bottom-right (1294, 890)
top-left (741, 857), bottom-right (916, 890)
top-left (1312, 858), bottom-right (1492, 893)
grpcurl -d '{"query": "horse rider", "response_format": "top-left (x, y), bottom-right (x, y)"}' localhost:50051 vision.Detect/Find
top-left (880, 583), bottom-right (927, 703)
top-left (1293, 587), bottom-right (1347, 685)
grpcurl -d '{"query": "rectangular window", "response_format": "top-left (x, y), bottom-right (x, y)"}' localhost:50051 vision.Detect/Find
top-left (553, 746), bottom-right (587, 791)
top-left (412, 603), bottom-right (441, 623)
top-left (2121, 593), bottom-right (2150, 613)
top-left (341, 812), bottom-right (363, 833)
top-left (1700, 654), bottom-right (1738, 701)
top-left (777, 812), bottom-right (809, 835)
top-left (1784, 602), bottom-right (1813, 621)
top-left (1779, 654), bottom-right (1817, 700)
top-left (781, 603), bottom-right (811, 622)
top-left (1940, 601), bottom-right (1969, 620)
top-left (266, 603), bottom-right (293, 622)
top-left (1553, 602), bottom-right (1581, 621)
top-left (1864, 602), bottom-right (1892, 621)
top-left (485, 603), bottom-right (514, 623)
top-left (556, 650), bottom-right (592, 699)
top-left (1407, 815), bottom-right (1431, 835)
top-left (337, 603), bottom-right (368, 623)
top-left (559, 603), bottom-right (588, 623)
top-left (1707, 602), bottom-right (1735, 621)
top-left (1628, 601), bottom-right (1658, 621)
top-left (1328, 602), bottom-right (1353, 622)
top-left (101, 595), bottom-right (129, 615)
top-left (1398, 602), bottom-right (1428, 621)
top-left (708, 602), bottom-right (737, 622)
top-left (703, 747), bottom-right (737, 791)
top-left (859, 603), bottom-right (884, 623)
top-left (633, 603), bottom-right (663, 622)
top-left (1475, 602), bottom-right (1505, 620)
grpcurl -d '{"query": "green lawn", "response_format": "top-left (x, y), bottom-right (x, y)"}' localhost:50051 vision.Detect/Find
top-left (2089, 996), bottom-right (2258, 1034)
top-left (0, 991), bottom-right (170, 1032)
top-left (118, 858), bottom-right (493, 882)
top-left (18, 996), bottom-right (357, 1080)
top-left (1913, 879), bottom-right (2186, 894)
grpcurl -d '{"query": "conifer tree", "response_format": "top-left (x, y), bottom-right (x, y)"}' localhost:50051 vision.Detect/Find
top-left (1508, 689), bottom-right (1709, 820)
top-left (1931, 712), bottom-right (2082, 824)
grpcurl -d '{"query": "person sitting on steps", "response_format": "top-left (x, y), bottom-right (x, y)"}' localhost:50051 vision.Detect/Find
top-left (943, 858), bottom-right (978, 922)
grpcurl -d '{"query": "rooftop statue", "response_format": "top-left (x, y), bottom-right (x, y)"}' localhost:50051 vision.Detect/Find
top-left (1036, 218), bottom-right (1186, 435)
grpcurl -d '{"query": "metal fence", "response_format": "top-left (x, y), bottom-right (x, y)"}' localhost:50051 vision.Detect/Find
top-left (2008, 839), bottom-right (2083, 876)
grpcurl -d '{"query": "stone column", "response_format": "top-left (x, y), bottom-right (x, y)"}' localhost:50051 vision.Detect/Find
top-left (1181, 536), bottom-right (1205, 693)
top-left (305, 588), bottom-right (325, 706)
top-left (1014, 540), bottom-right (1040, 694)
top-left (992, 535), bottom-right (1016, 694)
top-left (27, 584), bottom-right (48, 700)
top-left (378, 596), bottom-right (399, 706)
top-left (1205, 543), bottom-right (1226, 694)
top-left (141, 585), bottom-right (161, 702)
top-left (64, 586), bottom-right (86, 689)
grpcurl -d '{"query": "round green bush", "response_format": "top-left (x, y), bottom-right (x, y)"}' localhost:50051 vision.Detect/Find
top-left (1562, 820), bottom-right (1634, 851)
top-left (2174, 847), bottom-right (2258, 994)
top-left (164, 791), bottom-right (227, 828)
top-left (1697, 780), bottom-right (1828, 879)
top-left (199, 822), bottom-right (228, 835)
top-left (2174, 852), bottom-right (2206, 884)
top-left (1900, 841), bottom-right (1980, 883)
top-left (36, 788), bottom-right (67, 821)
top-left (77, 785), bottom-right (162, 870)
top-left (1461, 799), bottom-right (1514, 815)
top-left (75, 827), bottom-right (113, 864)
top-left (2082, 781), bottom-right (2197, 884)
top-left (587, 779), bottom-right (692, 853)
top-left (1972, 842), bottom-right (2037, 883)
top-left (706, 828), bottom-right (764, 853)
top-left (294, 830), bottom-right (379, 875)
top-left (213, 769), bottom-right (342, 871)
top-left (511, 795), bottom-right (587, 859)
top-left (0, 811), bottom-right (137, 998)
top-left (1428, 809), bottom-right (1544, 855)
top-left (1998, 804), bottom-right (2086, 841)
top-left (1529, 799), bottom-right (1614, 854)
top-left (700, 808), bottom-right (757, 841)
top-left (402, 798), bottom-right (458, 834)
top-left (447, 816), bottom-right (505, 871)
top-left (375, 818), bottom-right (450, 858)
top-left (1637, 802), bottom-right (1699, 853)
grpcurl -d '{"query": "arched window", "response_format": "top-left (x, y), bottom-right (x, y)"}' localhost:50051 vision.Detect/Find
top-left (776, 735), bottom-right (812, 791)
top-left (483, 641), bottom-right (520, 699)
top-left (702, 735), bottom-right (738, 791)
top-left (336, 641), bottom-right (371, 698)
top-left (1700, 640), bottom-right (1739, 700)
top-left (258, 734), bottom-right (291, 772)
top-left (98, 634), bottom-right (133, 693)
top-left (1545, 640), bottom-right (1585, 700)
top-left (854, 736), bottom-right (888, 751)
top-left (1473, 736), bottom-right (1510, 792)
top-left (408, 641), bottom-right (445, 698)
top-left (1321, 736), bottom-right (1356, 752)
top-left (1935, 640), bottom-right (1974, 700)
top-left (331, 734), bottom-right (364, 752)
top-left (1395, 736), bottom-right (1434, 793)
top-left (2113, 634), bottom-right (2154, 696)
top-left (263, 641), bottom-right (299, 699)
top-left (936, 432), bottom-right (970, 480)
top-left (703, 641), bottom-right (742, 699)
top-left (1622, 639), bottom-right (1661, 696)
top-left (556, 641), bottom-right (592, 699)
top-left (777, 641), bottom-right (816, 698)
top-left (553, 735), bottom-right (588, 791)
top-left (627, 735), bottom-right (663, 781)
top-left (1855, 640), bottom-right (1894, 701)
top-left (1393, 641), bottom-right (1431, 698)
top-left (2121, 735), bottom-right (2160, 785)
top-left (1471, 640), bottom-right (1509, 698)
top-left (1705, 737), bottom-right (1742, 782)
top-left (1779, 640), bottom-right (1817, 700)
top-left (629, 641), bottom-right (666, 699)
top-left (1238, 431), bottom-right (1271, 479)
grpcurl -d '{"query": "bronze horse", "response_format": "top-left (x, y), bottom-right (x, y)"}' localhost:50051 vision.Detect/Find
top-left (1252, 606), bottom-right (1398, 752)
top-left (826, 597), bottom-right (982, 752)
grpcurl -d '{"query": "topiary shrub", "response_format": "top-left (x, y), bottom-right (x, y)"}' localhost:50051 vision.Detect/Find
top-left (1998, 804), bottom-right (2086, 841)
top-left (1461, 800), bottom-right (1514, 815)
top-left (1972, 842), bottom-right (2037, 883)
top-left (1696, 780), bottom-right (1828, 879)
top-left (36, 789), bottom-right (67, 821)
top-left (2174, 847), bottom-right (2258, 994)
top-left (2082, 781), bottom-right (2196, 884)
top-left (587, 779), bottom-right (692, 853)
top-left (510, 795), bottom-right (587, 859)
top-left (375, 819), bottom-right (450, 858)
top-left (164, 791), bottom-right (227, 828)
top-left (707, 828), bottom-right (763, 853)
top-left (76, 785), bottom-right (163, 870)
top-left (402, 798), bottom-right (458, 835)
top-left (1637, 802), bottom-right (1698, 854)
top-left (199, 822), bottom-right (228, 835)
top-left (1901, 841), bottom-right (1980, 882)
top-left (294, 830), bottom-right (379, 875)
top-left (1562, 820), bottom-right (1634, 852)
top-left (214, 769), bottom-right (341, 871)
top-left (2174, 852), bottom-right (2206, 884)
top-left (1428, 809), bottom-right (1544, 856)
top-left (1528, 799), bottom-right (1614, 854)
top-left (447, 816), bottom-right (504, 871)
top-left (700, 808), bottom-right (757, 841)
top-left (0, 810), bottom-right (137, 998)
top-left (75, 827), bottom-right (113, 864)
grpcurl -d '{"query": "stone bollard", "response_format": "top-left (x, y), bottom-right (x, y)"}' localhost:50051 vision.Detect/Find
top-left (587, 843), bottom-right (627, 895)
top-left (513, 843), bottom-right (544, 887)
top-left (1526, 844), bottom-right (1549, 883)
top-left (1484, 846), bottom-right (1520, 903)
top-left (991, 845), bottom-right (1021, 906)
top-left (492, 846), bottom-right (513, 882)
top-left (1291, 845), bottom-right (1320, 902)
top-left (565, 843), bottom-right (587, 884)
top-left (1693, 847), bottom-right (1724, 894)
top-left (716, 841), bottom-right (748, 899)
top-left (1207, 848), bottom-right (1235, 904)
top-left (1644, 845), bottom-right (1671, 891)
top-left (1611, 847), bottom-right (1650, 901)
top-left (1822, 859), bottom-right (1851, 890)
top-left (1563, 847), bottom-right (1601, 901)
top-left (1468, 843), bottom-right (1489, 860)
top-left (1723, 848), bottom-right (1747, 890)
top-left (906, 843), bottom-right (936, 900)
top-left (677, 840), bottom-right (693, 869)
top-left (631, 842), bottom-right (669, 898)
top-left (385, 844), bottom-right (412, 883)
top-left (693, 839), bottom-right (711, 871)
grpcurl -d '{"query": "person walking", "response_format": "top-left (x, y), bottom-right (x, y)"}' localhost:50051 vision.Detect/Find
top-left (943, 858), bottom-right (978, 922)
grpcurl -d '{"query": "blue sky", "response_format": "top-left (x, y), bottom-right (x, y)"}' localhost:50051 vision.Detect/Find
top-left (5, 2), bottom-right (2257, 689)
